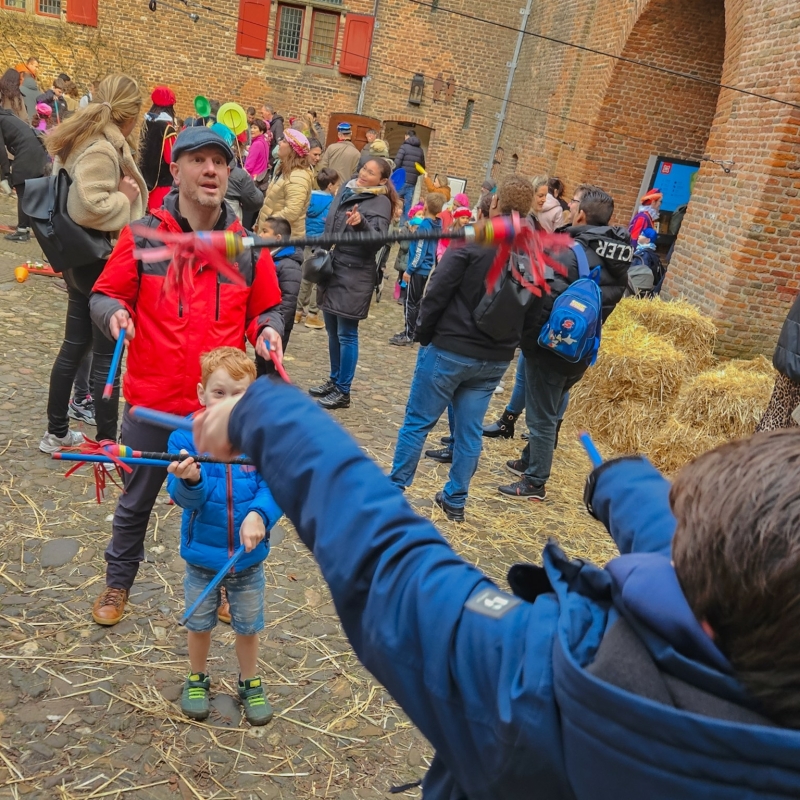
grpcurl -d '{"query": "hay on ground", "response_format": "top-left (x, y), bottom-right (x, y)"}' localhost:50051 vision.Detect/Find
top-left (577, 322), bottom-right (687, 405)
top-left (566, 397), bottom-right (670, 456)
top-left (607, 297), bottom-right (718, 372)
top-left (647, 418), bottom-right (725, 474)
top-left (672, 362), bottom-right (774, 440)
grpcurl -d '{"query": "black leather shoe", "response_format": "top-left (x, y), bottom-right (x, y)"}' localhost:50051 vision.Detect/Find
top-left (482, 409), bottom-right (519, 439)
top-left (434, 491), bottom-right (465, 522)
top-left (309, 379), bottom-right (335, 398)
top-left (318, 388), bottom-right (351, 410)
top-left (425, 447), bottom-right (453, 463)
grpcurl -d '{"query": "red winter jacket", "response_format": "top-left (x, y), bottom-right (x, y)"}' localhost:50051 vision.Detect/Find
top-left (90, 193), bottom-right (283, 415)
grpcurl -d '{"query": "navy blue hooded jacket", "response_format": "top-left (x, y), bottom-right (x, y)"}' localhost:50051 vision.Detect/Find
top-left (228, 379), bottom-right (800, 799)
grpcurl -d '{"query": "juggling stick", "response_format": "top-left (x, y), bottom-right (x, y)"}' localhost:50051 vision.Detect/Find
top-left (579, 432), bottom-right (604, 469)
top-left (180, 546), bottom-right (245, 626)
top-left (107, 445), bottom-right (252, 466)
top-left (103, 328), bottom-right (126, 400)
top-left (128, 406), bottom-right (195, 432)
top-left (266, 341), bottom-right (290, 383)
top-left (53, 452), bottom-right (169, 468)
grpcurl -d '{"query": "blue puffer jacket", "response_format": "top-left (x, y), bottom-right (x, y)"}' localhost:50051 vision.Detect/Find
top-left (166, 426), bottom-right (282, 573)
top-left (228, 380), bottom-right (800, 800)
top-left (306, 190), bottom-right (334, 238)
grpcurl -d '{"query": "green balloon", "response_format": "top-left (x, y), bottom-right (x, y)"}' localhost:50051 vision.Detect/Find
top-left (194, 96), bottom-right (211, 117)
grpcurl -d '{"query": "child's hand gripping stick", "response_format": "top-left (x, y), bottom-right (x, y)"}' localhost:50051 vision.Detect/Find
top-left (102, 327), bottom-right (126, 400)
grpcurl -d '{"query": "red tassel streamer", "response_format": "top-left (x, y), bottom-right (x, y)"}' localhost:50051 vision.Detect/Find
top-left (64, 438), bottom-right (132, 503)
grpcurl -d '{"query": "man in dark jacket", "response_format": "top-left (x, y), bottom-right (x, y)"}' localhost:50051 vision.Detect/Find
top-left (394, 129), bottom-right (425, 219)
top-left (499, 185), bottom-right (631, 500)
top-left (261, 104), bottom-right (284, 144)
top-left (18, 57), bottom-right (40, 120)
top-left (388, 176), bottom-right (538, 522)
top-left (195, 381), bottom-right (800, 800)
top-left (88, 127), bottom-right (284, 627)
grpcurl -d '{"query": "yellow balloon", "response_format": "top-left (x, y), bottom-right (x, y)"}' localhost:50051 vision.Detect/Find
top-left (217, 102), bottom-right (248, 135)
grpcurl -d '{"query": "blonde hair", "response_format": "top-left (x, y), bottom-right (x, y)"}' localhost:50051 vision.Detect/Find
top-left (278, 147), bottom-right (309, 176)
top-left (47, 74), bottom-right (142, 162)
top-left (200, 347), bottom-right (256, 387)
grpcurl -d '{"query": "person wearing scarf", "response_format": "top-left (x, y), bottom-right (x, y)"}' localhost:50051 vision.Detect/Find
top-left (629, 188), bottom-right (662, 243)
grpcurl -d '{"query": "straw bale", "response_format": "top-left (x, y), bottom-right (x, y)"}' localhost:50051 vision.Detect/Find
top-left (647, 418), bottom-right (725, 474)
top-left (609, 297), bottom-right (717, 371)
top-left (578, 322), bottom-right (687, 404)
top-left (672, 363), bottom-right (774, 439)
top-left (727, 354), bottom-right (775, 376)
top-left (566, 396), bottom-right (669, 456)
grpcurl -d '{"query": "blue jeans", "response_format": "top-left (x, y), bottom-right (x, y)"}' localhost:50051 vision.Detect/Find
top-left (184, 562), bottom-right (265, 635)
top-left (324, 312), bottom-right (360, 394)
top-left (390, 345), bottom-right (508, 508)
top-left (520, 355), bottom-right (581, 487)
top-left (399, 184), bottom-right (416, 220)
top-left (507, 353), bottom-right (526, 415)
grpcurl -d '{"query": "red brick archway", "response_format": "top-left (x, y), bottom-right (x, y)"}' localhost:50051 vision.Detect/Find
top-left (583, 0), bottom-right (725, 220)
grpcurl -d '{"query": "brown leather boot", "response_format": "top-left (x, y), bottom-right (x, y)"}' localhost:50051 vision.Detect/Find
top-left (217, 586), bottom-right (232, 624)
top-left (92, 587), bottom-right (129, 626)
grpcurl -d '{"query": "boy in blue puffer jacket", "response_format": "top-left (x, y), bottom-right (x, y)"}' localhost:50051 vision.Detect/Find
top-left (167, 347), bottom-right (282, 726)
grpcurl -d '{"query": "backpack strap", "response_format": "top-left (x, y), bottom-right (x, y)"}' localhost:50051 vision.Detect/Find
top-left (571, 242), bottom-right (590, 279)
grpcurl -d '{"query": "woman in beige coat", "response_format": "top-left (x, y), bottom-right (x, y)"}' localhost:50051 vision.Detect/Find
top-left (256, 128), bottom-right (312, 238)
top-left (40, 74), bottom-right (148, 454)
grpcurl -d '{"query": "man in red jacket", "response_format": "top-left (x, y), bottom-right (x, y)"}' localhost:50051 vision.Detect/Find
top-left (89, 127), bottom-right (284, 625)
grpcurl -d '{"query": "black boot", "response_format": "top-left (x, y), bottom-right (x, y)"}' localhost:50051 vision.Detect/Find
top-left (482, 409), bottom-right (519, 439)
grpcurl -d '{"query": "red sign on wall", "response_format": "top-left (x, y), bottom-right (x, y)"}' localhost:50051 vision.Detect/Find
top-left (661, 162), bottom-right (673, 174)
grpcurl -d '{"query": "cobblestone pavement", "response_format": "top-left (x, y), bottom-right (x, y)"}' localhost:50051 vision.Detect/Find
top-left (0, 194), bottom-right (612, 799)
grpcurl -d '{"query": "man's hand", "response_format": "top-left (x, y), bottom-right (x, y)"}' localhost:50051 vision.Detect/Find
top-left (240, 511), bottom-right (266, 552)
top-left (167, 450), bottom-right (201, 485)
top-left (403, 271), bottom-right (411, 283)
top-left (109, 309), bottom-right (135, 342)
top-left (193, 395), bottom-right (242, 461)
top-left (256, 326), bottom-right (283, 362)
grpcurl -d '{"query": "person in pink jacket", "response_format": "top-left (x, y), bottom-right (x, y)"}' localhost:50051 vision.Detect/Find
top-left (531, 175), bottom-right (564, 233)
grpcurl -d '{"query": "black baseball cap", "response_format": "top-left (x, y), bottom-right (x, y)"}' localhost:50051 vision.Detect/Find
top-left (171, 126), bottom-right (234, 164)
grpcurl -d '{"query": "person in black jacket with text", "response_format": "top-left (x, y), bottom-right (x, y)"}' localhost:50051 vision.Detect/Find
top-left (499, 185), bottom-right (631, 500)
top-left (389, 176), bottom-right (538, 522)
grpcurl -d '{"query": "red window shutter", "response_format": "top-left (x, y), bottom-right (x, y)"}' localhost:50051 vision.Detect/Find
top-left (236, 0), bottom-right (269, 59)
top-left (339, 14), bottom-right (374, 77)
top-left (66, 0), bottom-right (98, 26)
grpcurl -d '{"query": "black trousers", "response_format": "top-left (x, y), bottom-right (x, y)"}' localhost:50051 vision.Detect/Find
top-left (105, 404), bottom-right (170, 589)
top-left (15, 181), bottom-right (30, 229)
top-left (403, 272), bottom-right (429, 339)
top-left (46, 275), bottom-right (120, 440)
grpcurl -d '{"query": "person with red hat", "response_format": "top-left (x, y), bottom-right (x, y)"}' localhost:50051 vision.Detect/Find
top-left (139, 85), bottom-right (178, 211)
top-left (629, 187), bottom-right (662, 243)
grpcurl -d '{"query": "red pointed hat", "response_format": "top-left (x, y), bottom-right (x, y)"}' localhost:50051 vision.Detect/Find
top-left (151, 85), bottom-right (176, 106)
top-left (641, 188), bottom-right (663, 205)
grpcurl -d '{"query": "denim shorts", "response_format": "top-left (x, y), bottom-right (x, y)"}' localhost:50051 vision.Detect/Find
top-left (184, 561), bottom-right (265, 635)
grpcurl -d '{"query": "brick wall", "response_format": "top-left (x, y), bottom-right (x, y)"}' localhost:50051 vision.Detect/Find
top-left (2, 0), bottom-right (799, 356)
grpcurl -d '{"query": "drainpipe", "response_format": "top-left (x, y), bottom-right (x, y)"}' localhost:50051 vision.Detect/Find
top-left (356, 0), bottom-right (380, 114)
top-left (486, 0), bottom-right (533, 181)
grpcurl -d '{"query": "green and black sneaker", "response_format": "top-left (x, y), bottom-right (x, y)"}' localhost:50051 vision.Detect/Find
top-left (238, 676), bottom-right (273, 726)
top-left (181, 673), bottom-right (211, 721)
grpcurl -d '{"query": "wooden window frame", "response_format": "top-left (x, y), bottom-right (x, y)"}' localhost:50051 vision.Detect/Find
top-left (307, 9), bottom-right (339, 68)
top-left (35, 0), bottom-right (60, 17)
top-left (273, 3), bottom-right (306, 63)
top-left (1, 0), bottom-right (27, 14)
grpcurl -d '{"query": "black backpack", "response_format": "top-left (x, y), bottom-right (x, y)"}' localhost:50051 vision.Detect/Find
top-left (21, 169), bottom-right (112, 273)
top-left (473, 253), bottom-right (539, 341)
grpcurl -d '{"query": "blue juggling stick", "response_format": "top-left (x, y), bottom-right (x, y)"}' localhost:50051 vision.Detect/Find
top-left (129, 406), bottom-right (195, 431)
top-left (102, 327), bottom-right (126, 400)
top-left (180, 546), bottom-right (246, 626)
top-left (578, 432), bottom-right (604, 469)
top-left (53, 452), bottom-right (169, 468)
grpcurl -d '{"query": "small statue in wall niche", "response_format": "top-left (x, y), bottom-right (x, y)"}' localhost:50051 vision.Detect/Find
top-left (445, 76), bottom-right (456, 104)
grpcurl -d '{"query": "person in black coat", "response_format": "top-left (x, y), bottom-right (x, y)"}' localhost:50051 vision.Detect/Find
top-left (756, 294), bottom-right (800, 431)
top-left (498, 185), bottom-right (631, 501)
top-left (309, 158), bottom-right (397, 410)
top-left (388, 176), bottom-right (539, 522)
top-left (0, 108), bottom-right (47, 242)
top-left (255, 217), bottom-right (303, 378)
top-left (394, 129), bottom-right (425, 219)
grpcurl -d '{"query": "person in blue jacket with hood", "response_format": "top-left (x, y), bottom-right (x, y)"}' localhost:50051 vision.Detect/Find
top-left (167, 347), bottom-right (282, 727)
top-left (194, 377), bottom-right (800, 799)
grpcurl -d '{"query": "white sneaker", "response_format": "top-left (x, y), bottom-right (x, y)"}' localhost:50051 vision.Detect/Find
top-left (39, 430), bottom-right (86, 454)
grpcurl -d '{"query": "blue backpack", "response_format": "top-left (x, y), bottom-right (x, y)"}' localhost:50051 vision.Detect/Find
top-left (537, 243), bottom-right (602, 365)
